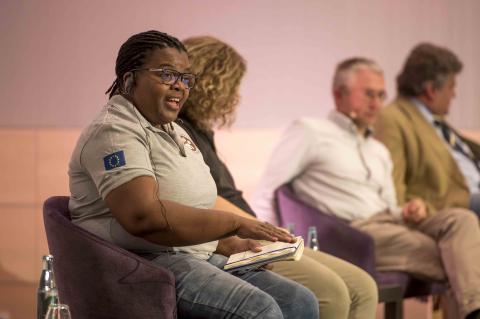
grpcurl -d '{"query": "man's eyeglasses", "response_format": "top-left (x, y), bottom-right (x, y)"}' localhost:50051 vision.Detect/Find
top-left (363, 89), bottom-right (387, 102)
top-left (132, 68), bottom-right (197, 89)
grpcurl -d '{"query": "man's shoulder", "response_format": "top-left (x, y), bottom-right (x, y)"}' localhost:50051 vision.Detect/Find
top-left (291, 116), bottom-right (335, 132)
top-left (378, 98), bottom-right (417, 127)
top-left (381, 98), bottom-right (408, 116)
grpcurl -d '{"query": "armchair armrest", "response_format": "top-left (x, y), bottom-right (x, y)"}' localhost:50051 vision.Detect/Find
top-left (310, 211), bottom-right (377, 278)
top-left (44, 196), bottom-right (177, 319)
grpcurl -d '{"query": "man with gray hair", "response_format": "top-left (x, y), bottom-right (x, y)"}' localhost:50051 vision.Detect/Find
top-left (253, 57), bottom-right (401, 224)
top-left (253, 56), bottom-right (480, 319)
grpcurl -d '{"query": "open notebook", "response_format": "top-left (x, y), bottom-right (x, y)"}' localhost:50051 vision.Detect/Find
top-left (224, 237), bottom-right (304, 272)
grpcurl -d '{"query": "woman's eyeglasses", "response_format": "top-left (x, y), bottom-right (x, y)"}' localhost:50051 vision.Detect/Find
top-left (132, 68), bottom-right (196, 89)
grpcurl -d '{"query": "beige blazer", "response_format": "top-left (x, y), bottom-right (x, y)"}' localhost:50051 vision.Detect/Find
top-left (374, 97), bottom-right (478, 214)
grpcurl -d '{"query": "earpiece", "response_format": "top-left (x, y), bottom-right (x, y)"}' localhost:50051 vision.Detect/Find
top-left (123, 72), bottom-right (134, 94)
top-left (125, 76), bottom-right (133, 91)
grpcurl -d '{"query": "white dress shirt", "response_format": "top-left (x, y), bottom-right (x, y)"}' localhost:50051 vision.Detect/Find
top-left (252, 110), bottom-right (399, 224)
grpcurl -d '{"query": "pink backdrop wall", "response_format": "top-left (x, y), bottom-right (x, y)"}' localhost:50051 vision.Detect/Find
top-left (1, 1), bottom-right (480, 317)
top-left (1, 0), bottom-right (479, 129)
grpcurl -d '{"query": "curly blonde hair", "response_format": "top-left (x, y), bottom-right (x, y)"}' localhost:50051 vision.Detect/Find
top-left (181, 36), bottom-right (246, 132)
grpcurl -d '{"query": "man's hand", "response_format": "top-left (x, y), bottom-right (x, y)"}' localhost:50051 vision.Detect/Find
top-left (402, 198), bottom-right (427, 223)
top-left (215, 236), bottom-right (262, 257)
top-left (235, 218), bottom-right (296, 243)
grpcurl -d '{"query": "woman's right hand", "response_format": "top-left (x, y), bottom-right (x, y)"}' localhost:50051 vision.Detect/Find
top-left (235, 218), bottom-right (296, 243)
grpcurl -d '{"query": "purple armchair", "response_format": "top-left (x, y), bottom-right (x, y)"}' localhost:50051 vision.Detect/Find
top-left (43, 196), bottom-right (177, 319)
top-left (275, 184), bottom-right (448, 319)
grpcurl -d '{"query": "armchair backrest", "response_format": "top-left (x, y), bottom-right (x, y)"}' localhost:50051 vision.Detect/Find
top-left (274, 184), bottom-right (336, 238)
top-left (274, 184), bottom-right (377, 278)
top-left (42, 196), bottom-right (177, 319)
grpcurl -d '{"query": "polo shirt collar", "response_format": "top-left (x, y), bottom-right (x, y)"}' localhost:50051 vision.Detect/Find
top-left (110, 95), bottom-right (165, 134)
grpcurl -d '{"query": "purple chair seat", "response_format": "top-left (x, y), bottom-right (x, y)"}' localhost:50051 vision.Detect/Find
top-left (376, 272), bottom-right (447, 298)
top-left (43, 196), bottom-right (177, 319)
top-left (274, 185), bottom-right (448, 318)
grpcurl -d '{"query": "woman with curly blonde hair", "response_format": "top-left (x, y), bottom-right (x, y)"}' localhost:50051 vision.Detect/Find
top-left (181, 35), bottom-right (245, 132)
top-left (177, 36), bottom-right (378, 319)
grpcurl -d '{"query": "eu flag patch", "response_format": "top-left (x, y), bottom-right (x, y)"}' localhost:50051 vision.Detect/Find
top-left (103, 150), bottom-right (126, 171)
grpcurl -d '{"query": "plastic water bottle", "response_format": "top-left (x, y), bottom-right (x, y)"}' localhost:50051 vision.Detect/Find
top-left (37, 255), bottom-right (59, 319)
top-left (307, 226), bottom-right (319, 251)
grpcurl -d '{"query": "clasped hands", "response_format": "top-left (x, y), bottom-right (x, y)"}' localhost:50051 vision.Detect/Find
top-left (402, 198), bottom-right (427, 223)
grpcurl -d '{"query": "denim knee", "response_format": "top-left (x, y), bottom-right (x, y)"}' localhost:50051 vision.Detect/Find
top-left (287, 285), bottom-right (319, 319)
top-left (244, 290), bottom-right (284, 319)
top-left (177, 288), bottom-right (284, 319)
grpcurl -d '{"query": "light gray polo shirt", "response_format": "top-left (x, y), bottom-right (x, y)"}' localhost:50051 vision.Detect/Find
top-left (68, 95), bottom-right (218, 260)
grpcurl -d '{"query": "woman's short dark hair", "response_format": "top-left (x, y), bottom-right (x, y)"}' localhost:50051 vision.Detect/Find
top-left (397, 43), bottom-right (462, 97)
top-left (105, 30), bottom-right (186, 98)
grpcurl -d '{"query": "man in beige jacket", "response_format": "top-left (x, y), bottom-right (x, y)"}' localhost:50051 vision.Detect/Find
top-left (375, 43), bottom-right (480, 217)
top-left (375, 43), bottom-right (480, 319)
top-left (254, 54), bottom-right (480, 319)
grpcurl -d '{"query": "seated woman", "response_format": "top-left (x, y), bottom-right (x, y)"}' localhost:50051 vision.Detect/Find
top-left (68, 30), bottom-right (318, 319)
top-left (177, 35), bottom-right (378, 319)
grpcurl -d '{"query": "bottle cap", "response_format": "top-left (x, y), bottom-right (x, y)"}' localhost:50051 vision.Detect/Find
top-left (43, 255), bottom-right (54, 262)
top-left (42, 255), bottom-right (54, 270)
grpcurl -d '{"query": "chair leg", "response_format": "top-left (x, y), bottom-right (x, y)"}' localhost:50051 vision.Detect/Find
top-left (384, 299), bottom-right (403, 319)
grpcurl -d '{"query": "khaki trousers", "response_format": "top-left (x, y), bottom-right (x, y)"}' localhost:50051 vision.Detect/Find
top-left (351, 208), bottom-right (480, 318)
top-left (273, 248), bottom-right (378, 319)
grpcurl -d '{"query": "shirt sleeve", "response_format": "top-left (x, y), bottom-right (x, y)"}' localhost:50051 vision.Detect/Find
top-left (80, 120), bottom-right (155, 199)
top-left (252, 119), bottom-right (315, 225)
top-left (380, 147), bottom-right (401, 216)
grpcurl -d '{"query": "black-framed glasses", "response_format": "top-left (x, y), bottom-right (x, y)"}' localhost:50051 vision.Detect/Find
top-left (132, 68), bottom-right (197, 89)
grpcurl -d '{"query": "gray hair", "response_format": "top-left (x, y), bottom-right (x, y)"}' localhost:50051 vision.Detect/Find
top-left (333, 57), bottom-right (383, 92)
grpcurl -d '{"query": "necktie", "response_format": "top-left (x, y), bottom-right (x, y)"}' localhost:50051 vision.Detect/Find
top-left (433, 119), bottom-right (480, 171)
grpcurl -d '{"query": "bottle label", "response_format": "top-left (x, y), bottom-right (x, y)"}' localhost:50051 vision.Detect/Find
top-left (37, 290), bottom-right (58, 319)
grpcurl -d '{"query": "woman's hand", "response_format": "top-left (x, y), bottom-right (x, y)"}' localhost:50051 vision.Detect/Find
top-left (216, 236), bottom-right (262, 257)
top-left (235, 218), bottom-right (296, 243)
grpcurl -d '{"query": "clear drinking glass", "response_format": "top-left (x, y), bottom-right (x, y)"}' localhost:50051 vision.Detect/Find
top-left (45, 303), bottom-right (72, 319)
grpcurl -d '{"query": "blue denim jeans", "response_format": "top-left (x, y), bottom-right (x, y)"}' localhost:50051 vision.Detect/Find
top-left (150, 252), bottom-right (318, 319)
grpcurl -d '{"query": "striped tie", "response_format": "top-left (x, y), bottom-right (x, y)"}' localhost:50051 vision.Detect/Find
top-left (433, 118), bottom-right (480, 171)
